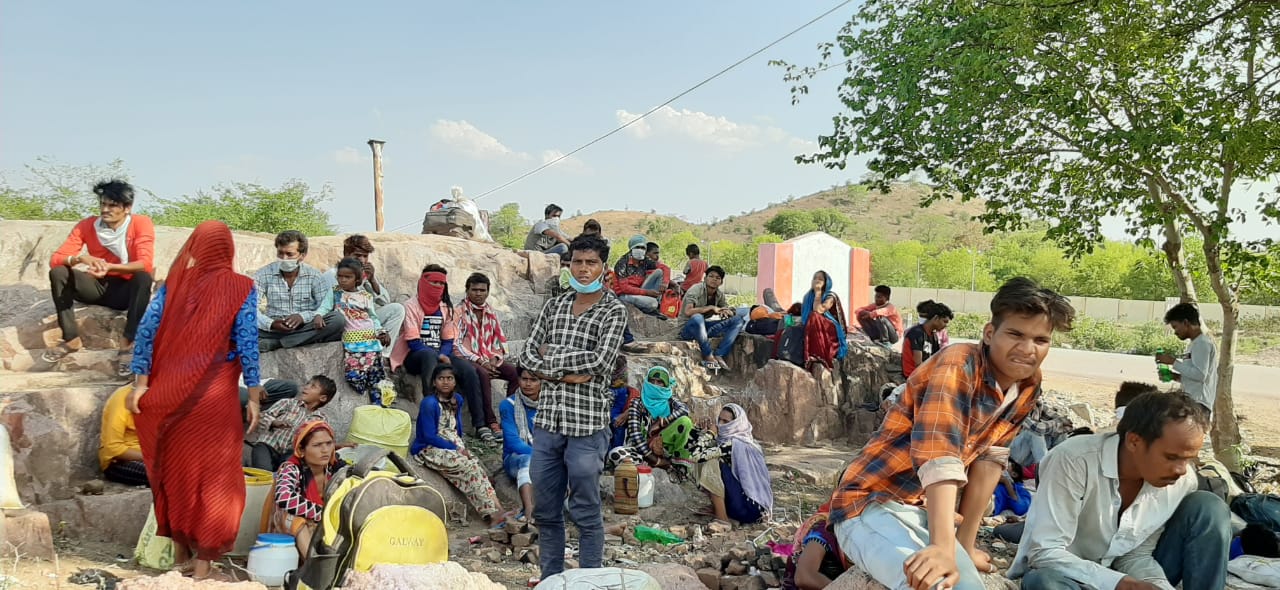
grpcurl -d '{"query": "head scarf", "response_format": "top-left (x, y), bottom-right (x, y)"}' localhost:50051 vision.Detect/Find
top-left (717, 403), bottom-right (773, 515)
top-left (511, 390), bottom-right (538, 447)
top-left (417, 271), bottom-right (447, 315)
top-left (800, 271), bottom-right (848, 360)
top-left (150, 221), bottom-right (254, 389)
top-left (641, 366), bottom-right (674, 419)
top-left (285, 420), bottom-right (337, 510)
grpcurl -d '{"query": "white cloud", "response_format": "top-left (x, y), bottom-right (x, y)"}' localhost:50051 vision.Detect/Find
top-left (614, 105), bottom-right (816, 151)
top-left (429, 120), bottom-right (588, 173)
top-left (332, 146), bottom-right (367, 165)
top-left (430, 119), bottom-right (528, 161)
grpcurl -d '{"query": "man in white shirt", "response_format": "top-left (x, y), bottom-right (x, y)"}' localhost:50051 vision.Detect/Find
top-left (1155, 303), bottom-right (1218, 417)
top-left (1010, 391), bottom-right (1230, 590)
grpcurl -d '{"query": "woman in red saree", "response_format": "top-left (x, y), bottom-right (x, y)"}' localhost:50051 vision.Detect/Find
top-left (801, 270), bottom-right (849, 370)
top-left (127, 220), bottom-right (264, 581)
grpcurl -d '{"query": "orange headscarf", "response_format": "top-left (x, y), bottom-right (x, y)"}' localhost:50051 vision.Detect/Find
top-left (149, 221), bottom-right (254, 388)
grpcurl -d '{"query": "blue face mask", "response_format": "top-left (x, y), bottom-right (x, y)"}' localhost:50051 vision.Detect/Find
top-left (569, 272), bottom-right (604, 294)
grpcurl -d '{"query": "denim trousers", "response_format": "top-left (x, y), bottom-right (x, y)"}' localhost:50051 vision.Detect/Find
top-left (530, 426), bottom-right (610, 578)
top-left (834, 501), bottom-right (987, 590)
top-left (680, 313), bottom-right (747, 358)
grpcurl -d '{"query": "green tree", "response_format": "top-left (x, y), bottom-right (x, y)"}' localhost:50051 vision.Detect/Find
top-left (488, 203), bottom-right (530, 250)
top-left (150, 180), bottom-right (335, 236)
top-left (809, 208), bottom-right (852, 237)
top-left (779, 0), bottom-right (1280, 466)
top-left (763, 210), bottom-right (817, 239)
top-left (0, 157), bottom-right (133, 221)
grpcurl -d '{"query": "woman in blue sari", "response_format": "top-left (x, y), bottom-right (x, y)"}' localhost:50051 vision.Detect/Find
top-left (801, 270), bottom-right (848, 369)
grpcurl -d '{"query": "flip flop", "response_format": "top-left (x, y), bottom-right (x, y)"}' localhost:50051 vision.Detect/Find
top-left (114, 350), bottom-right (133, 379)
top-left (40, 343), bottom-right (77, 363)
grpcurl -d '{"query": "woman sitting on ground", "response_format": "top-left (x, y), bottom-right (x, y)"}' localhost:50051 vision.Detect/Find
top-left (271, 420), bottom-right (340, 560)
top-left (801, 270), bottom-right (848, 370)
top-left (695, 403), bottom-right (773, 527)
top-left (411, 364), bottom-right (507, 526)
top-left (783, 503), bottom-right (849, 590)
top-left (606, 366), bottom-right (692, 470)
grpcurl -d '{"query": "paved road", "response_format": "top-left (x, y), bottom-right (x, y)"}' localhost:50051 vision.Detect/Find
top-left (953, 339), bottom-right (1280, 402)
top-left (1038, 346), bottom-right (1280, 402)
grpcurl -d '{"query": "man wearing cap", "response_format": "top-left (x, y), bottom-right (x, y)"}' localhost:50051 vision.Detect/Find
top-left (612, 234), bottom-right (667, 315)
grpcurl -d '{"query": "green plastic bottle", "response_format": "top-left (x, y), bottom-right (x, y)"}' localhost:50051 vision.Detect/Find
top-left (1155, 348), bottom-right (1174, 383)
top-left (634, 525), bottom-right (684, 545)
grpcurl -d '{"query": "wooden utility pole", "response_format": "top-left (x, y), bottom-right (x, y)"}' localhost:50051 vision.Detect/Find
top-left (368, 139), bottom-right (386, 231)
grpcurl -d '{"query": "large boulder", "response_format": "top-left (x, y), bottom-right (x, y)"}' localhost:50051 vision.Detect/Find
top-left (0, 220), bottom-right (559, 361)
top-left (1, 379), bottom-right (121, 504)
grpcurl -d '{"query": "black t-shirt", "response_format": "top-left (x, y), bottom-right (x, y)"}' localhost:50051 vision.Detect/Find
top-left (902, 324), bottom-right (940, 377)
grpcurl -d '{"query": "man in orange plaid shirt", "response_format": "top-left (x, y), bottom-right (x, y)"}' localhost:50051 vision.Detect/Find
top-left (829, 277), bottom-right (1074, 590)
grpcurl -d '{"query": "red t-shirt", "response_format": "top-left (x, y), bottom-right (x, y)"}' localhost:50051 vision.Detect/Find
top-left (681, 259), bottom-right (709, 291)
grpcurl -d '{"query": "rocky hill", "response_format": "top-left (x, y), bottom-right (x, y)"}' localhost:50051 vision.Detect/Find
top-left (562, 182), bottom-right (986, 245)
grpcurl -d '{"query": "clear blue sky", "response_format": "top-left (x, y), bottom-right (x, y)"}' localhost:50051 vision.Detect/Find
top-left (4, 1), bottom-right (1270, 242)
top-left (0, 1), bottom-right (869, 232)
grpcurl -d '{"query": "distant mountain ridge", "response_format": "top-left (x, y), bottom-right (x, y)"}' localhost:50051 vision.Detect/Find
top-left (561, 182), bottom-right (986, 245)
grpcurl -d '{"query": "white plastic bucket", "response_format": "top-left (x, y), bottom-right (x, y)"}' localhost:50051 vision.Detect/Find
top-left (231, 467), bottom-right (274, 556)
top-left (636, 465), bottom-right (655, 509)
top-left (246, 533), bottom-right (298, 586)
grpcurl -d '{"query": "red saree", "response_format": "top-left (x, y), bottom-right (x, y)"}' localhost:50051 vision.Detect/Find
top-left (134, 221), bottom-right (255, 560)
top-left (803, 293), bottom-right (848, 370)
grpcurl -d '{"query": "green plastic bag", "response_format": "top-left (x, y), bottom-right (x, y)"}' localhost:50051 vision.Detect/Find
top-left (134, 505), bottom-right (175, 570)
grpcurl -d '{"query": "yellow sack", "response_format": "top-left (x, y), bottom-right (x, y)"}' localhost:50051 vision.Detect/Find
top-left (134, 505), bottom-right (175, 570)
top-left (345, 405), bottom-right (412, 457)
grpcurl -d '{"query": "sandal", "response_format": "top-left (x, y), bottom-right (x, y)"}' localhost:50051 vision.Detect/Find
top-left (40, 342), bottom-right (77, 363)
top-left (478, 427), bottom-right (496, 443)
top-left (114, 350), bottom-right (133, 379)
top-left (488, 423), bottom-right (504, 440)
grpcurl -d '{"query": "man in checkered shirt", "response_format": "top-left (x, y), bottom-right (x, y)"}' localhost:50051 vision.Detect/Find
top-left (519, 234), bottom-right (627, 580)
top-left (255, 230), bottom-right (345, 351)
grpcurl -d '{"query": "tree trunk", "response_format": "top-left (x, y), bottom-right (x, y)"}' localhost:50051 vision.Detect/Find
top-left (1149, 179), bottom-right (1198, 303)
top-left (1203, 240), bottom-right (1244, 469)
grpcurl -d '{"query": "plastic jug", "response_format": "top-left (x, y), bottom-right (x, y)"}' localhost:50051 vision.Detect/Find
top-left (613, 462), bottom-right (638, 515)
top-left (636, 464), bottom-right (655, 508)
top-left (246, 533), bottom-right (298, 586)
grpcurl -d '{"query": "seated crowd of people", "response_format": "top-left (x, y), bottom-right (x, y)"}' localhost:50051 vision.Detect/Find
top-left (70, 189), bottom-right (1261, 588)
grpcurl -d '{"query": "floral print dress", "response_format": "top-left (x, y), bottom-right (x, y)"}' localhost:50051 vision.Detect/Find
top-left (413, 400), bottom-right (501, 516)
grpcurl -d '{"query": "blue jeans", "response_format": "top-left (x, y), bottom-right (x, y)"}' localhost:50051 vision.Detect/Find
top-left (1019, 491), bottom-right (1230, 589)
top-left (835, 502), bottom-right (986, 590)
top-left (544, 243), bottom-right (568, 256)
top-left (680, 313), bottom-right (746, 358)
top-left (530, 426), bottom-right (610, 578)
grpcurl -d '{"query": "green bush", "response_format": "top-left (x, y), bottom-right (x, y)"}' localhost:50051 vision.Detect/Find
top-left (943, 313), bottom-right (1186, 356)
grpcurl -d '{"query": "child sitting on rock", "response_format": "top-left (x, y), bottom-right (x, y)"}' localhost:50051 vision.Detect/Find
top-left (499, 366), bottom-right (540, 522)
top-left (411, 364), bottom-right (508, 526)
top-left (318, 257), bottom-right (390, 405)
top-left (244, 375), bottom-right (335, 471)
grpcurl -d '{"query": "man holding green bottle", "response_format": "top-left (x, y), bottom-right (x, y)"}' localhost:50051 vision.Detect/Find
top-left (1155, 303), bottom-right (1218, 417)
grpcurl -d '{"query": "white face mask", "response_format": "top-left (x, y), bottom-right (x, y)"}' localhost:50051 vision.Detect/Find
top-left (278, 259), bottom-right (300, 273)
top-left (546, 217), bottom-right (560, 229)
top-left (631, 247), bottom-right (646, 260)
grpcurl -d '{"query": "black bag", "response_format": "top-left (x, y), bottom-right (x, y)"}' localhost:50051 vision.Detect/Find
top-left (775, 324), bottom-right (805, 367)
top-left (745, 317), bottom-right (781, 336)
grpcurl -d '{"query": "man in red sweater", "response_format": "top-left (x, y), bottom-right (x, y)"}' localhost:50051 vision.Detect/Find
top-left (45, 180), bottom-right (155, 377)
top-left (854, 285), bottom-right (904, 345)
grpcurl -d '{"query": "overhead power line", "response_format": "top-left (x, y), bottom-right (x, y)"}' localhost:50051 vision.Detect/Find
top-left (389, 0), bottom-right (854, 232)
